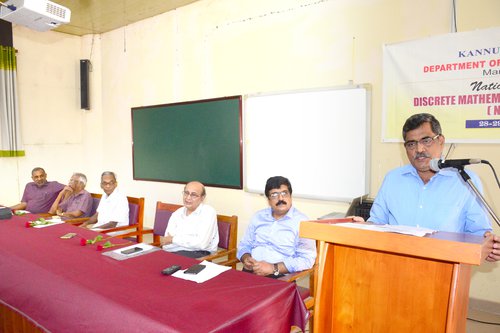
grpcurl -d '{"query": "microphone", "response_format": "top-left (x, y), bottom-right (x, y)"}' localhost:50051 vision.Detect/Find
top-left (429, 158), bottom-right (482, 171)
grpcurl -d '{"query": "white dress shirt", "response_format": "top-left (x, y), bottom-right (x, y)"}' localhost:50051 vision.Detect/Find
top-left (163, 203), bottom-right (219, 253)
top-left (93, 189), bottom-right (129, 228)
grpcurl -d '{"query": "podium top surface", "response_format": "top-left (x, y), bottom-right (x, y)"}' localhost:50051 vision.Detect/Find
top-left (300, 221), bottom-right (491, 265)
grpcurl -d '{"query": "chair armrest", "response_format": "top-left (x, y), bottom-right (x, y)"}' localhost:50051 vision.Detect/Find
top-left (101, 224), bottom-right (138, 233)
top-left (218, 258), bottom-right (240, 267)
top-left (198, 248), bottom-right (237, 261)
top-left (63, 217), bottom-right (90, 226)
top-left (278, 267), bottom-right (314, 283)
top-left (110, 229), bottom-right (153, 240)
top-left (304, 296), bottom-right (315, 310)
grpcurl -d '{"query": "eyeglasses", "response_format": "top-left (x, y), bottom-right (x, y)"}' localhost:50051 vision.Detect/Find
top-left (404, 134), bottom-right (440, 150)
top-left (269, 191), bottom-right (290, 200)
top-left (182, 190), bottom-right (201, 199)
top-left (101, 181), bottom-right (116, 187)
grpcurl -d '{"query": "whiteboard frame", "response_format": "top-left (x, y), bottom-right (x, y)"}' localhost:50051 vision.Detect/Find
top-left (243, 84), bottom-right (371, 202)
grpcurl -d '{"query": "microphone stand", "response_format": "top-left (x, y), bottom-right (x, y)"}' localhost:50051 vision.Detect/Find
top-left (457, 167), bottom-right (500, 228)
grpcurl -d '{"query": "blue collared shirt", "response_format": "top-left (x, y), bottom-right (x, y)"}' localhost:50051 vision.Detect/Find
top-left (237, 206), bottom-right (316, 273)
top-left (369, 164), bottom-right (492, 235)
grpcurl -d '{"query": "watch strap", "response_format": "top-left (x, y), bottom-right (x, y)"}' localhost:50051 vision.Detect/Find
top-left (273, 263), bottom-right (279, 276)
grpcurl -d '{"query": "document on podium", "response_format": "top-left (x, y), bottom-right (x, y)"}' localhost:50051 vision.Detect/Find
top-left (335, 222), bottom-right (436, 237)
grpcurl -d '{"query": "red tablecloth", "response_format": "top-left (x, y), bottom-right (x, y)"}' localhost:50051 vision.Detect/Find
top-left (0, 214), bottom-right (308, 332)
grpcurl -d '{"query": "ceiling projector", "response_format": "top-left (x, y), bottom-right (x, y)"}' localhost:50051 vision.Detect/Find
top-left (0, 0), bottom-right (71, 32)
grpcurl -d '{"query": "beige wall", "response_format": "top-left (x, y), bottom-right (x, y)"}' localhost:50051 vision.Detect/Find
top-left (3, 0), bottom-right (499, 304)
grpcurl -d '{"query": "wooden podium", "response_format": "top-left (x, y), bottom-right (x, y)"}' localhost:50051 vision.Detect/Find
top-left (299, 221), bottom-right (492, 333)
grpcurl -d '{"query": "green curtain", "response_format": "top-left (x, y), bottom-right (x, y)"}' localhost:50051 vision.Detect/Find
top-left (0, 45), bottom-right (24, 157)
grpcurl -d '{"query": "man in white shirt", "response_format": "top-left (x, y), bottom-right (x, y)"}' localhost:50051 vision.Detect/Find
top-left (81, 171), bottom-right (129, 229)
top-left (161, 181), bottom-right (219, 258)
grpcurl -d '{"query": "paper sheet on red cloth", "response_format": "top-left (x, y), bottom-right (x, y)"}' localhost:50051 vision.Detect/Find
top-left (102, 242), bottom-right (161, 260)
top-left (172, 260), bottom-right (231, 283)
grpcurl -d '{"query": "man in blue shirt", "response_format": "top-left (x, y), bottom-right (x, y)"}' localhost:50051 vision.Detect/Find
top-left (237, 176), bottom-right (316, 277)
top-left (368, 113), bottom-right (499, 262)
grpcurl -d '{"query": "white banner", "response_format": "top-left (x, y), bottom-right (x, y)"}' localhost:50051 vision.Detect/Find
top-left (383, 27), bottom-right (500, 143)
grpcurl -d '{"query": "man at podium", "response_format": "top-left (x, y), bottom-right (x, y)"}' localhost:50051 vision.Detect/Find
top-left (368, 113), bottom-right (499, 262)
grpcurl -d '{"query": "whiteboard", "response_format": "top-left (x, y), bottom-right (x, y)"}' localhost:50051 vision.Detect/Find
top-left (244, 85), bottom-right (370, 201)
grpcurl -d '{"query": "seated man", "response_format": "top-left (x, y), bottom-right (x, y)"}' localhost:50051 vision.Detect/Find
top-left (368, 113), bottom-right (499, 262)
top-left (49, 173), bottom-right (93, 218)
top-left (237, 176), bottom-right (316, 277)
top-left (160, 181), bottom-right (219, 258)
top-left (81, 171), bottom-right (129, 229)
top-left (10, 167), bottom-right (64, 213)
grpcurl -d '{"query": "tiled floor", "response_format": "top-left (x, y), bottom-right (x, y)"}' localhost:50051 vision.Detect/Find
top-left (467, 307), bottom-right (500, 333)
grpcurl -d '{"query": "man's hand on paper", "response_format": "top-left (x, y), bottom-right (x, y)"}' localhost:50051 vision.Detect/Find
top-left (348, 215), bottom-right (372, 224)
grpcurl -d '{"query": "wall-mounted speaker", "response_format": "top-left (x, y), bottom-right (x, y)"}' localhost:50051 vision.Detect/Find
top-left (80, 59), bottom-right (90, 110)
top-left (0, 19), bottom-right (13, 46)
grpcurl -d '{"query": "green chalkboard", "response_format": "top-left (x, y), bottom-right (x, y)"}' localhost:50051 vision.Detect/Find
top-left (132, 96), bottom-right (242, 189)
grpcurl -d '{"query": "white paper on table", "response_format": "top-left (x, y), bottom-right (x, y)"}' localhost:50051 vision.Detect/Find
top-left (32, 219), bottom-right (65, 228)
top-left (335, 222), bottom-right (436, 237)
top-left (172, 260), bottom-right (231, 283)
top-left (102, 242), bottom-right (160, 260)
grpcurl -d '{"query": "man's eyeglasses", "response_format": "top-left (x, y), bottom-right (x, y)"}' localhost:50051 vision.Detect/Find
top-left (101, 181), bottom-right (116, 187)
top-left (269, 191), bottom-right (290, 200)
top-left (182, 190), bottom-right (201, 199)
top-left (404, 134), bottom-right (440, 150)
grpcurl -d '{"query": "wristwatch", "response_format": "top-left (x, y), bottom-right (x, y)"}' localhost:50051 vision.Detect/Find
top-left (273, 263), bottom-right (280, 276)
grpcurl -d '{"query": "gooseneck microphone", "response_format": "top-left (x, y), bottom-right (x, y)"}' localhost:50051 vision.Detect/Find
top-left (429, 158), bottom-right (482, 172)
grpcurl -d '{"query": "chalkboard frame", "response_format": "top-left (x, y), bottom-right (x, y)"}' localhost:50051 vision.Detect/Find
top-left (131, 96), bottom-right (243, 189)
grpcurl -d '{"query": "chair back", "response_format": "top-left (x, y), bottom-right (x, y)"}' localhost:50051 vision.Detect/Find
top-left (126, 196), bottom-right (145, 226)
top-left (216, 214), bottom-right (237, 251)
top-left (128, 200), bottom-right (138, 225)
top-left (90, 193), bottom-right (102, 216)
top-left (153, 202), bottom-right (183, 243)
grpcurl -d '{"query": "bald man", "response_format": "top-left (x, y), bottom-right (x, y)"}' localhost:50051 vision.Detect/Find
top-left (160, 181), bottom-right (219, 258)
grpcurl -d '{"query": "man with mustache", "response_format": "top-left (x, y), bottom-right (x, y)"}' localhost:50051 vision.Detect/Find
top-left (10, 167), bottom-right (64, 213)
top-left (368, 113), bottom-right (499, 262)
top-left (237, 176), bottom-right (316, 277)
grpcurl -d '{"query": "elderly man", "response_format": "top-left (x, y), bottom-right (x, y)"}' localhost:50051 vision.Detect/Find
top-left (10, 167), bottom-right (64, 213)
top-left (237, 176), bottom-right (316, 277)
top-left (49, 173), bottom-right (93, 218)
top-left (81, 171), bottom-right (129, 229)
top-left (368, 113), bottom-right (499, 262)
top-left (160, 181), bottom-right (219, 258)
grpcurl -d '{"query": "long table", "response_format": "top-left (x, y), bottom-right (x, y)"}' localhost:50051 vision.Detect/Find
top-left (0, 214), bottom-right (307, 332)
